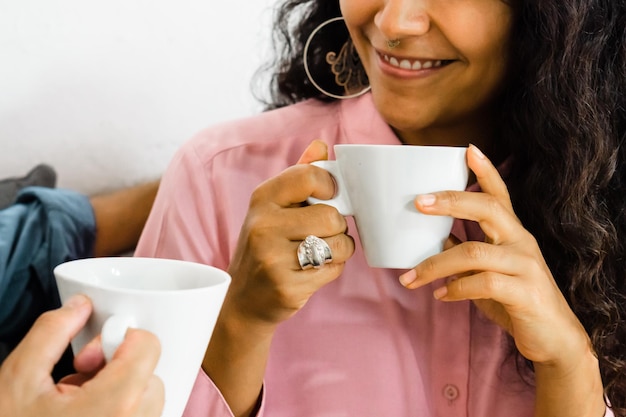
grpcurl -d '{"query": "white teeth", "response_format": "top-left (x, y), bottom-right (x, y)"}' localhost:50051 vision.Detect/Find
top-left (383, 54), bottom-right (443, 71)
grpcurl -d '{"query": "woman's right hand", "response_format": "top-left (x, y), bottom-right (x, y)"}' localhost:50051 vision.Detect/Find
top-left (202, 141), bottom-right (354, 417)
top-left (227, 140), bottom-right (355, 326)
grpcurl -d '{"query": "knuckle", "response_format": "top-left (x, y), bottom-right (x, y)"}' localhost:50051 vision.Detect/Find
top-left (450, 277), bottom-right (465, 295)
top-left (249, 179), bottom-right (273, 207)
top-left (416, 256), bottom-right (437, 276)
top-left (302, 204), bottom-right (346, 235)
top-left (291, 164), bottom-right (315, 186)
top-left (331, 235), bottom-right (355, 261)
top-left (319, 206), bottom-right (345, 232)
top-left (481, 272), bottom-right (502, 293)
top-left (246, 221), bottom-right (268, 241)
top-left (525, 285), bottom-right (545, 308)
top-left (293, 164), bottom-right (328, 193)
top-left (525, 256), bottom-right (545, 277)
top-left (273, 283), bottom-right (304, 312)
top-left (441, 190), bottom-right (462, 207)
top-left (261, 253), bottom-right (286, 274)
top-left (245, 213), bottom-right (279, 243)
top-left (486, 195), bottom-right (506, 218)
top-left (462, 241), bottom-right (488, 260)
top-left (522, 230), bottom-right (540, 247)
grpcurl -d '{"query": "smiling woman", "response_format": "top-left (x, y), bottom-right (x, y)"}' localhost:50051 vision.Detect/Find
top-left (340, 0), bottom-right (513, 146)
top-left (135, 0), bottom-right (626, 416)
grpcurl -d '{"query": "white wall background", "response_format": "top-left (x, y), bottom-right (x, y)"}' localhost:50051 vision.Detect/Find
top-left (0, 0), bottom-right (276, 194)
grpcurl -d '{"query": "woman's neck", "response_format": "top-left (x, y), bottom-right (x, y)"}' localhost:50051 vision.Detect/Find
top-left (392, 110), bottom-right (507, 167)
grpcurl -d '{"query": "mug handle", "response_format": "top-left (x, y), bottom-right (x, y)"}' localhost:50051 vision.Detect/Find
top-left (101, 314), bottom-right (137, 362)
top-left (307, 160), bottom-right (353, 216)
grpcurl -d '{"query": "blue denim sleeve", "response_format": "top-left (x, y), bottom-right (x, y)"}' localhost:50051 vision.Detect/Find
top-left (0, 186), bottom-right (95, 359)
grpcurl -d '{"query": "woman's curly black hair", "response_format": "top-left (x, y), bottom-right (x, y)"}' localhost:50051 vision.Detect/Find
top-left (254, 0), bottom-right (626, 414)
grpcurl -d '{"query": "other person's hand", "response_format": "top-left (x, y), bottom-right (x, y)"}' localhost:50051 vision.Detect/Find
top-left (0, 294), bottom-right (164, 417)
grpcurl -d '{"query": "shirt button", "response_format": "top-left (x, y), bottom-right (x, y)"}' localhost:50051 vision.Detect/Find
top-left (443, 384), bottom-right (460, 402)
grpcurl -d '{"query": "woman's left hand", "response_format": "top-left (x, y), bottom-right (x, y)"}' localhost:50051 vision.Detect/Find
top-left (399, 144), bottom-right (592, 368)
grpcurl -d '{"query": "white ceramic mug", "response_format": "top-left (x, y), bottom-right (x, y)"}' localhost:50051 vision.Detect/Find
top-left (309, 144), bottom-right (468, 269)
top-left (54, 257), bottom-right (231, 417)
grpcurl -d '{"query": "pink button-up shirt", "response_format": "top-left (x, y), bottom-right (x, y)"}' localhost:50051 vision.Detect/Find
top-left (136, 94), bottom-right (539, 416)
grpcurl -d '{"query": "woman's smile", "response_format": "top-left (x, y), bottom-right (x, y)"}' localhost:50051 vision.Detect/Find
top-left (377, 50), bottom-right (454, 78)
top-left (340, 0), bottom-right (513, 145)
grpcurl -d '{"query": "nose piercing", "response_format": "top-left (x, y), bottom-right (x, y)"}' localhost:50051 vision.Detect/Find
top-left (387, 38), bottom-right (400, 48)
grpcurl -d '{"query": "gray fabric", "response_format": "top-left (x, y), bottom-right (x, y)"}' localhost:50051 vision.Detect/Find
top-left (0, 164), bottom-right (57, 209)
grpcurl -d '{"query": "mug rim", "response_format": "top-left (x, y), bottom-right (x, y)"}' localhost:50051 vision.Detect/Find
top-left (53, 257), bottom-right (231, 294)
top-left (334, 144), bottom-right (468, 150)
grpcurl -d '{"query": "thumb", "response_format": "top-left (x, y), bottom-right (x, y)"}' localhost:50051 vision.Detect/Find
top-left (5, 294), bottom-right (92, 389)
top-left (297, 140), bottom-right (328, 164)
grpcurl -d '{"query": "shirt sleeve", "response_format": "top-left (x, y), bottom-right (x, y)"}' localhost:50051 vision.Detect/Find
top-left (181, 371), bottom-right (236, 417)
top-left (181, 371), bottom-right (267, 417)
top-left (135, 140), bottom-right (230, 269)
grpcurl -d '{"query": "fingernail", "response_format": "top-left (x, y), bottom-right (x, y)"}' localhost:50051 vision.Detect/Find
top-left (433, 286), bottom-right (448, 300)
top-left (416, 194), bottom-right (436, 207)
top-left (399, 269), bottom-right (417, 286)
top-left (470, 144), bottom-right (485, 159)
top-left (65, 294), bottom-right (88, 308)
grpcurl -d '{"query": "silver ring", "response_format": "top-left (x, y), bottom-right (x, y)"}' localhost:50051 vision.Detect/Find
top-left (297, 235), bottom-right (333, 270)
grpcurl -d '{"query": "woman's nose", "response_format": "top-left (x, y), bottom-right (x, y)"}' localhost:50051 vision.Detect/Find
top-left (374, 0), bottom-right (431, 40)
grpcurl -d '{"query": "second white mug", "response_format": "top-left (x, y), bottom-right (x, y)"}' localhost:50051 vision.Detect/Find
top-left (54, 257), bottom-right (231, 417)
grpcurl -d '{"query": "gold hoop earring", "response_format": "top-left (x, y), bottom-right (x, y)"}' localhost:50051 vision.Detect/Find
top-left (303, 17), bottom-right (371, 100)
